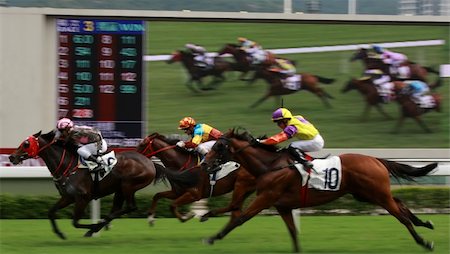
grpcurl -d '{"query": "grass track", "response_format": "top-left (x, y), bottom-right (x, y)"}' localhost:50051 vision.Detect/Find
top-left (1, 215), bottom-right (449, 254)
top-left (144, 22), bottom-right (449, 148)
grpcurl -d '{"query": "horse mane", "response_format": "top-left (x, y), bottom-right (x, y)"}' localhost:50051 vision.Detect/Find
top-left (229, 128), bottom-right (280, 153)
top-left (148, 132), bottom-right (193, 155)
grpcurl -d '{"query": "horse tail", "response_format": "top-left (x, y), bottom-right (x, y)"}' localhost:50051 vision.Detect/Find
top-left (157, 166), bottom-right (200, 191)
top-left (315, 75), bottom-right (336, 84)
top-left (377, 158), bottom-right (437, 182)
top-left (409, 61), bottom-right (439, 75)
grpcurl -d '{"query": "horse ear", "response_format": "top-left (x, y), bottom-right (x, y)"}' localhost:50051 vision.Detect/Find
top-left (34, 131), bottom-right (42, 137)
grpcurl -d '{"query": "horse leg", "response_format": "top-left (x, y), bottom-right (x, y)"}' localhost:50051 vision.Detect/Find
top-left (374, 104), bottom-right (392, 120)
top-left (48, 196), bottom-right (74, 239)
top-left (250, 93), bottom-right (271, 108)
top-left (201, 186), bottom-right (254, 222)
top-left (147, 190), bottom-right (180, 226)
top-left (360, 104), bottom-right (372, 122)
top-left (413, 116), bottom-right (432, 133)
top-left (170, 191), bottom-right (201, 222)
top-left (204, 191), bottom-right (279, 248)
top-left (394, 197), bottom-right (434, 229)
top-left (379, 197), bottom-right (433, 250)
top-left (275, 206), bottom-right (301, 253)
top-left (392, 116), bottom-right (405, 134)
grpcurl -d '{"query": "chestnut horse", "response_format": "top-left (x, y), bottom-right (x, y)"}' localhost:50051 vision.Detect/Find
top-left (167, 50), bottom-right (235, 92)
top-left (136, 133), bottom-right (256, 224)
top-left (201, 129), bottom-right (437, 253)
top-left (251, 67), bottom-right (335, 108)
top-left (391, 80), bottom-right (442, 133)
top-left (341, 77), bottom-right (393, 121)
top-left (350, 48), bottom-right (439, 82)
top-left (8, 131), bottom-right (195, 239)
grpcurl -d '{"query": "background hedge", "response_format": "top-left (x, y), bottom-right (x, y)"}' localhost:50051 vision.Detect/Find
top-left (1, 187), bottom-right (448, 219)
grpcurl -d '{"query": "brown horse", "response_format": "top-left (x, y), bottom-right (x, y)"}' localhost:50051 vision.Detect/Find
top-left (201, 129), bottom-right (437, 253)
top-left (136, 133), bottom-right (256, 224)
top-left (350, 48), bottom-right (439, 83)
top-left (251, 67), bottom-right (335, 108)
top-left (8, 130), bottom-right (194, 239)
top-left (167, 50), bottom-right (234, 92)
top-left (341, 77), bottom-right (393, 121)
top-left (391, 80), bottom-right (442, 133)
top-left (217, 43), bottom-right (276, 81)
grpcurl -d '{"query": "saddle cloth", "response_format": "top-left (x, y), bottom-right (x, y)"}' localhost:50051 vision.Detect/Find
top-left (209, 161), bottom-right (240, 184)
top-left (81, 151), bottom-right (118, 181)
top-left (295, 156), bottom-right (342, 191)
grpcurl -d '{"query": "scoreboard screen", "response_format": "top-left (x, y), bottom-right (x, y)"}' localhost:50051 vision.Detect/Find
top-left (56, 19), bottom-right (145, 147)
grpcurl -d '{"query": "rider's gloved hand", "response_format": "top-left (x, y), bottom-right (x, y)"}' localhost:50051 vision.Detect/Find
top-left (176, 141), bottom-right (185, 148)
top-left (96, 156), bottom-right (103, 163)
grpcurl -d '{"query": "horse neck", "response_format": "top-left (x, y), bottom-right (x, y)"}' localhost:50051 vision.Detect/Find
top-left (229, 139), bottom-right (280, 178)
top-left (38, 141), bottom-right (78, 178)
top-left (153, 139), bottom-right (194, 169)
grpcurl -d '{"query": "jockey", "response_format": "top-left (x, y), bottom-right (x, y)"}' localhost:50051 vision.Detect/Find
top-left (259, 108), bottom-right (324, 170)
top-left (362, 69), bottom-right (393, 103)
top-left (269, 58), bottom-right (300, 90)
top-left (176, 116), bottom-right (223, 160)
top-left (402, 80), bottom-right (431, 106)
top-left (185, 43), bottom-right (213, 69)
top-left (237, 37), bottom-right (266, 65)
top-left (372, 45), bottom-right (408, 77)
top-left (54, 118), bottom-right (107, 171)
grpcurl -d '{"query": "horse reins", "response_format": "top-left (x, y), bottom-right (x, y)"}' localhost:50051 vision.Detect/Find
top-left (35, 138), bottom-right (79, 178)
top-left (140, 137), bottom-right (194, 171)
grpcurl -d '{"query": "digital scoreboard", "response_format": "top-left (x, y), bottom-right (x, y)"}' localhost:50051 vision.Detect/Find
top-left (57, 19), bottom-right (145, 147)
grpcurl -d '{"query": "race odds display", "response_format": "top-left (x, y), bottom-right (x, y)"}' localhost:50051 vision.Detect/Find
top-left (57, 19), bottom-right (145, 147)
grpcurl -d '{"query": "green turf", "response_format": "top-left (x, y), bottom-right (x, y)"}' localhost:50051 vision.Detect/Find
top-left (0, 215), bottom-right (448, 253)
top-left (144, 21), bottom-right (449, 148)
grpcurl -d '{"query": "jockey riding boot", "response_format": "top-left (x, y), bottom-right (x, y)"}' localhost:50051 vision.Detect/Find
top-left (288, 147), bottom-right (313, 170)
top-left (87, 155), bottom-right (103, 172)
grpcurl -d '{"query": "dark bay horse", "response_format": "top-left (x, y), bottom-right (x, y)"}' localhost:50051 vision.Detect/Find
top-left (350, 48), bottom-right (439, 82)
top-left (8, 131), bottom-right (195, 239)
top-left (341, 77), bottom-right (393, 121)
top-left (167, 50), bottom-right (234, 92)
top-left (136, 133), bottom-right (256, 224)
top-left (217, 43), bottom-right (276, 81)
top-left (201, 129), bottom-right (437, 253)
top-left (391, 80), bottom-right (442, 133)
top-left (251, 67), bottom-right (335, 108)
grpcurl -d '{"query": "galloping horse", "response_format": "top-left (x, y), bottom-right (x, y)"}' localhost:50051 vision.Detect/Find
top-left (217, 43), bottom-right (276, 81)
top-left (136, 133), bottom-right (256, 224)
top-left (391, 80), bottom-right (442, 133)
top-left (341, 77), bottom-right (393, 121)
top-left (8, 131), bottom-right (196, 239)
top-left (350, 48), bottom-right (439, 82)
top-left (217, 43), bottom-right (253, 80)
top-left (251, 67), bottom-right (335, 108)
top-left (167, 50), bottom-right (234, 92)
top-left (201, 129), bottom-right (437, 253)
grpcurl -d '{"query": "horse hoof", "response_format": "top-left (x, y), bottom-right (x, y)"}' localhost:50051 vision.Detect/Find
top-left (56, 232), bottom-right (66, 240)
top-left (202, 237), bottom-right (214, 245)
top-left (426, 220), bottom-right (434, 230)
top-left (199, 216), bottom-right (209, 222)
top-left (425, 241), bottom-right (434, 250)
top-left (84, 231), bottom-right (94, 237)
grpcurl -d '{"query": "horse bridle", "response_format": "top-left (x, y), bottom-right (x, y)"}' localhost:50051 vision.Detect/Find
top-left (139, 135), bottom-right (194, 171)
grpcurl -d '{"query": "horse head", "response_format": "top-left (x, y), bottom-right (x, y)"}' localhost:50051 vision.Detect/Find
top-left (341, 78), bottom-right (359, 93)
top-left (8, 131), bottom-right (43, 165)
top-left (167, 50), bottom-right (189, 64)
top-left (218, 43), bottom-right (239, 56)
top-left (350, 48), bottom-right (368, 62)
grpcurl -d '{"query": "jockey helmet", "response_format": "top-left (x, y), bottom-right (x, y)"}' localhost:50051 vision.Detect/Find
top-left (238, 37), bottom-right (247, 42)
top-left (271, 108), bottom-right (293, 122)
top-left (178, 117), bottom-right (196, 129)
top-left (56, 118), bottom-right (74, 130)
top-left (372, 45), bottom-right (384, 54)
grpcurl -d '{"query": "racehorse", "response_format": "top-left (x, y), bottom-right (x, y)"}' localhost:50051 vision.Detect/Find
top-left (391, 80), bottom-right (442, 133)
top-left (136, 133), bottom-right (256, 224)
top-left (350, 48), bottom-right (439, 82)
top-left (217, 43), bottom-right (276, 81)
top-left (8, 131), bottom-right (196, 239)
top-left (201, 128), bottom-right (437, 253)
top-left (167, 50), bottom-right (234, 92)
top-left (250, 67), bottom-right (335, 108)
top-left (341, 77), bottom-right (393, 121)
